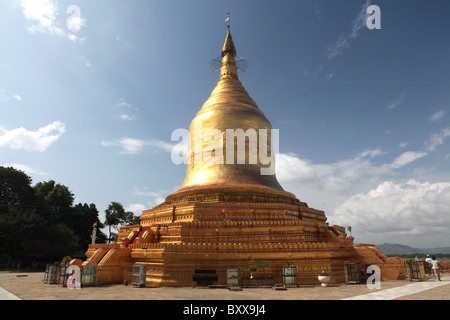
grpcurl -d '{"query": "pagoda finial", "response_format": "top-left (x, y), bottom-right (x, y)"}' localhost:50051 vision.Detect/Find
top-left (221, 13), bottom-right (236, 57)
top-left (225, 12), bottom-right (230, 29)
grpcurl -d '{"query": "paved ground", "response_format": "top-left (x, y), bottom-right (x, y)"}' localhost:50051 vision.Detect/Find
top-left (0, 271), bottom-right (448, 301)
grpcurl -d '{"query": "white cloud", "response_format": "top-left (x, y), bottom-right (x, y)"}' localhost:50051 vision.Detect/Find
top-left (21, 0), bottom-right (64, 35)
top-left (425, 127), bottom-right (450, 151)
top-left (275, 146), bottom-right (432, 220)
top-left (76, 55), bottom-right (91, 67)
top-left (430, 110), bottom-right (445, 122)
top-left (101, 138), bottom-right (146, 154)
top-left (20, 0), bottom-right (85, 43)
top-left (276, 148), bottom-right (392, 196)
top-left (101, 137), bottom-right (175, 154)
top-left (390, 151), bottom-right (427, 169)
top-left (387, 93), bottom-right (406, 110)
top-left (355, 148), bottom-right (386, 160)
top-left (333, 180), bottom-right (450, 247)
top-left (0, 121), bottom-right (65, 152)
top-left (116, 98), bottom-right (132, 109)
top-left (0, 90), bottom-right (22, 102)
top-left (115, 98), bottom-right (138, 121)
top-left (118, 114), bottom-right (135, 121)
top-left (125, 203), bottom-right (146, 216)
top-left (272, 122), bottom-right (450, 247)
top-left (119, 138), bottom-right (147, 154)
top-left (325, 72), bottom-right (335, 80)
top-left (134, 187), bottom-right (171, 208)
top-left (274, 122), bottom-right (450, 247)
top-left (276, 154), bottom-right (317, 183)
top-left (274, 149), bottom-right (394, 216)
top-left (1, 163), bottom-right (47, 176)
top-left (326, 0), bottom-right (372, 60)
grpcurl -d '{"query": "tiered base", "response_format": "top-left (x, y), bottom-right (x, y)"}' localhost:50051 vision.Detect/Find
top-left (84, 190), bottom-right (406, 286)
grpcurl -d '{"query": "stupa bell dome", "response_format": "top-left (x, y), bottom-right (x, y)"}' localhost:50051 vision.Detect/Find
top-left (167, 26), bottom-right (296, 202)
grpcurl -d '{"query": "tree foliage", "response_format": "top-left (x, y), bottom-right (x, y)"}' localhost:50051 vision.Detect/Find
top-left (104, 201), bottom-right (140, 242)
top-left (0, 166), bottom-right (34, 211)
top-left (73, 203), bottom-right (108, 248)
top-left (0, 166), bottom-right (108, 266)
top-left (34, 180), bottom-right (75, 209)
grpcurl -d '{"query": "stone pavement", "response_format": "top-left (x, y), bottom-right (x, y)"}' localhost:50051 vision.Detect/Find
top-left (0, 271), bottom-right (448, 301)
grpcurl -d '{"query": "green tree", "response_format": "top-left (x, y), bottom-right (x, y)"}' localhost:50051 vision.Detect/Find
top-left (105, 202), bottom-right (124, 242)
top-left (0, 166), bottom-right (34, 213)
top-left (104, 202), bottom-right (140, 242)
top-left (0, 206), bottom-right (80, 264)
top-left (33, 180), bottom-right (78, 232)
top-left (0, 167), bottom-right (106, 266)
top-left (127, 212), bottom-right (141, 225)
top-left (73, 203), bottom-right (107, 250)
top-left (34, 180), bottom-right (74, 209)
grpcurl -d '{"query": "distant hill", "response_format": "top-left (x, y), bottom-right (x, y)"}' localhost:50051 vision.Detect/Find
top-left (376, 243), bottom-right (450, 256)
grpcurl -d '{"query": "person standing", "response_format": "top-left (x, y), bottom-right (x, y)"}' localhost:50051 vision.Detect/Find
top-left (425, 255), bottom-right (433, 276)
top-left (430, 256), bottom-right (442, 281)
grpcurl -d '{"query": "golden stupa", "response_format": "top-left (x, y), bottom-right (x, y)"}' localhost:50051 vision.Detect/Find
top-left (84, 18), bottom-right (407, 286)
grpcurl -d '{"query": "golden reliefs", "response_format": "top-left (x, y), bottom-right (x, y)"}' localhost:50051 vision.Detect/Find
top-left (84, 21), bottom-right (407, 287)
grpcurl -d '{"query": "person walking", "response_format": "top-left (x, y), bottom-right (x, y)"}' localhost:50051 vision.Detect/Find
top-left (430, 256), bottom-right (442, 281)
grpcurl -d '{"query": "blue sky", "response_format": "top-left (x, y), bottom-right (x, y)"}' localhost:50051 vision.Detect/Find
top-left (1, 0), bottom-right (450, 248)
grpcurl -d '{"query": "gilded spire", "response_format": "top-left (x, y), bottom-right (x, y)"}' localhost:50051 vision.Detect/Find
top-left (169, 14), bottom-right (293, 201)
top-left (221, 13), bottom-right (236, 57)
top-left (220, 13), bottom-right (238, 80)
